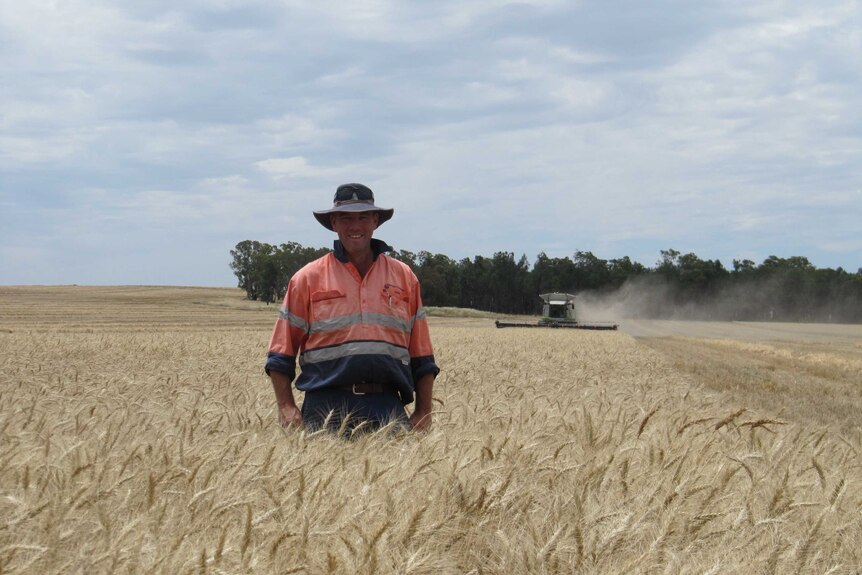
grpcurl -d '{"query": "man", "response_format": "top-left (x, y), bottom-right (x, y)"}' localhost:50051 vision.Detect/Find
top-left (265, 183), bottom-right (440, 433)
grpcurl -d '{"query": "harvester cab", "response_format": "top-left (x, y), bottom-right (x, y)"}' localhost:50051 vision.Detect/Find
top-left (540, 292), bottom-right (576, 323)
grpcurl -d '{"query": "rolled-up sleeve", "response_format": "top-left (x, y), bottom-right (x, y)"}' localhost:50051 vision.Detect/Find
top-left (264, 275), bottom-right (310, 380)
top-left (407, 276), bottom-right (440, 382)
top-left (410, 355), bottom-right (440, 381)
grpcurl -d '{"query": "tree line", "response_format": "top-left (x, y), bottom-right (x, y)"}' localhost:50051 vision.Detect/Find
top-left (230, 241), bottom-right (862, 323)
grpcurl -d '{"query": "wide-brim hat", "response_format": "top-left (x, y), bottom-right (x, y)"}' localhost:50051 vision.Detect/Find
top-left (313, 183), bottom-right (394, 231)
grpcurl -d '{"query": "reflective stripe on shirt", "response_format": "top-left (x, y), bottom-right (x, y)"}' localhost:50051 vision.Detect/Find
top-left (309, 311), bottom-right (412, 335)
top-left (279, 307), bottom-right (309, 332)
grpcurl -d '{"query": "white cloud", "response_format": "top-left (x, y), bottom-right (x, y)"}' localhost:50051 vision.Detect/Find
top-left (254, 114), bottom-right (347, 151)
top-left (815, 238), bottom-right (862, 256)
top-left (279, 0), bottom-right (567, 43)
top-left (255, 156), bottom-right (337, 179)
top-left (0, 133), bottom-right (91, 165)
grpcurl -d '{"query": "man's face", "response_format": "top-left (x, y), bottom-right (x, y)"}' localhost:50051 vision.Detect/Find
top-left (330, 211), bottom-right (379, 254)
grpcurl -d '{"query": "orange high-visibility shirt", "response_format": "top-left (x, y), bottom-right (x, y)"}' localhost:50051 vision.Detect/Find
top-left (265, 240), bottom-right (439, 405)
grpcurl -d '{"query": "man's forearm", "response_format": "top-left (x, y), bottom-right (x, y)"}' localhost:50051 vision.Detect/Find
top-left (270, 371), bottom-right (302, 427)
top-left (409, 373), bottom-right (435, 430)
top-left (270, 371), bottom-right (297, 408)
top-left (414, 373), bottom-right (435, 414)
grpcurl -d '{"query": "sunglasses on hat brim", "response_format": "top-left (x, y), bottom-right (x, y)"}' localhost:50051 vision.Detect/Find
top-left (334, 184), bottom-right (374, 204)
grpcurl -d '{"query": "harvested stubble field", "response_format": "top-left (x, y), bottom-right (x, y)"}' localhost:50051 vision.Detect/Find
top-left (1, 286), bottom-right (861, 574)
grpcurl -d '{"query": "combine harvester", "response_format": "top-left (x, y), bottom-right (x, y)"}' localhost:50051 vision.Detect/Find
top-left (495, 292), bottom-right (618, 330)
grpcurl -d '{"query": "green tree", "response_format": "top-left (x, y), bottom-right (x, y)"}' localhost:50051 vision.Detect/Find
top-left (532, 253), bottom-right (577, 294)
top-left (458, 256), bottom-right (493, 311)
top-left (608, 256), bottom-right (646, 289)
top-left (656, 248), bottom-right (681, 281)
top-left (486, 252), bottom-right (532, 314)
top-left (272, 242), bottom-right (329, 300)
top-left (415, 252), bottom-right (459, 307)
top-left (757, 256), bottom-right (816, 320)
top-left (676, 252), bottom-right (727, 295)
top-left (573, 251), bottom-right (611, 291)
top-left (391, 250), bottom-right (418, 270)
top-left (230, 240), bottom-right (274, 301)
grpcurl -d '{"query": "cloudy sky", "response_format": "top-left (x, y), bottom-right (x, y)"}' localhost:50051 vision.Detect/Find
top-left (2, 0), bottom-right (860, 286)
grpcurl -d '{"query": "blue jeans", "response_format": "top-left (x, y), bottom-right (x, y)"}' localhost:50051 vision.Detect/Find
top-left (300, 387), bottom-right (410, 435)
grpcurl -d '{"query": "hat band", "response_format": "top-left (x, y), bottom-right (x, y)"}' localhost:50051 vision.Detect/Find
top-left (334, 199), bottom-right (376, 207)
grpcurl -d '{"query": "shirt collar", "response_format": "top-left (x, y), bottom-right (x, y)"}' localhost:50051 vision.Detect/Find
top-left (333, 238), bottom-right (393, 263)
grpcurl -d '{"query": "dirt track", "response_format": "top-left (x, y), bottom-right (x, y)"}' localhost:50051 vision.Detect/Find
top-left (619, 318), bottom-right (862, 343)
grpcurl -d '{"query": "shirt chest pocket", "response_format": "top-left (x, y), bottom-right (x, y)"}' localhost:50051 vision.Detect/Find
top-left (382, 284), bottom-right (411, 322)
top-left (310, 289), bottom-right (349, 322)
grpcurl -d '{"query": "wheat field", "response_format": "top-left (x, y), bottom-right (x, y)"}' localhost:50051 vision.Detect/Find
top-left (1, 286), bottom-right (860, 574)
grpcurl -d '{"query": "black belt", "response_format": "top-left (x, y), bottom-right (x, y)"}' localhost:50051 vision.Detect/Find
top-left (335, 382), bottom-right (392, 395)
